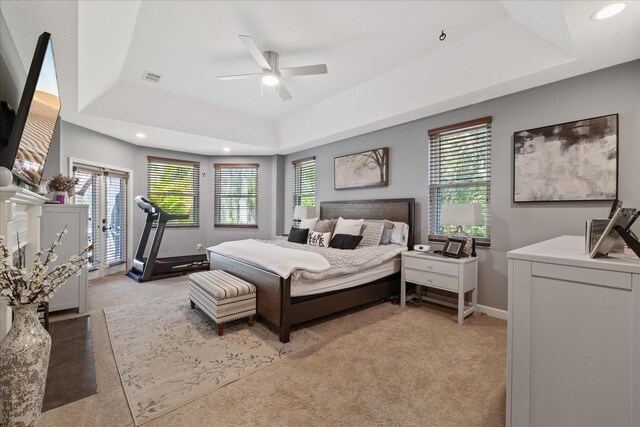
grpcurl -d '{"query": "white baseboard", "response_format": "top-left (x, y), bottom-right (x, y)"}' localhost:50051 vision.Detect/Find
top-left (477, 304), bottom-right (508, 320)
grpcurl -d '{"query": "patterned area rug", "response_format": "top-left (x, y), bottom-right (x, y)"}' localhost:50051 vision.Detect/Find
top-left (104, 292), bottom-right (321, 425)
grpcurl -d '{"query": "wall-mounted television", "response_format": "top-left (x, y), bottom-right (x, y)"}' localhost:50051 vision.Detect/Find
top-left (0, 32), bottom-right (60, 187)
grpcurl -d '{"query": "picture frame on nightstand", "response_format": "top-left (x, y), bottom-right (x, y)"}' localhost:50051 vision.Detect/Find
top-left (442, 237), bottom-right (466, 258)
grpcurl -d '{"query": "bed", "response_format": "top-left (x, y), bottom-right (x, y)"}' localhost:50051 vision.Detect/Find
top-left (209, 198), bottom-right (415, 342)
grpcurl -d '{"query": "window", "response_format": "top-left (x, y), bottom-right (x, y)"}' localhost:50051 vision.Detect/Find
top-left (147, 156), bottom-right (200, 227)
top-left (428, 116), bottom-right (491, 245)
top-left (292, 157), bottom-right (316, 217)
top-left (214, 164), bottom-right (259, 227)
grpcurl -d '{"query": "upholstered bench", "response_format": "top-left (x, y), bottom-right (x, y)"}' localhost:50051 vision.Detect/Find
top-left (188, 270), bottom-right (257, 336)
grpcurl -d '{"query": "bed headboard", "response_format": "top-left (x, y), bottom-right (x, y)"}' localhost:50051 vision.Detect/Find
top-left (320, 198), bottom-right (415, 249)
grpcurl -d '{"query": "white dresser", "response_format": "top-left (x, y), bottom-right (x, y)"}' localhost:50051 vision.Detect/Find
top-left (507, 236), bottom-right (640, 427)
top-left (41, 204), bottom-right (89, 313)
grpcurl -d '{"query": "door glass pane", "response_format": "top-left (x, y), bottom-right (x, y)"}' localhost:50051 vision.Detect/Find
top-left (74, 170), bottom-right (99, 270)
top-left (105, 175), bottom-right (127, 266)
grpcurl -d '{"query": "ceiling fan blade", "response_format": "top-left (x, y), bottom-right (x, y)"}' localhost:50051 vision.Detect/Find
top-left (276, 82), bottom-right (292, 101)
top-left (238, 35), bottom-right (272, 70)
top-left (216, 72), bottom-right (264, 81)
top-left (278, 64), bottom-right (328, 77)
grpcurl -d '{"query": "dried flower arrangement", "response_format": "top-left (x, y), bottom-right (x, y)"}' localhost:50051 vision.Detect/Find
top-left (46, 173), bottom-right (78, 197)
top-left (0, 228), bottom-right (93, 306)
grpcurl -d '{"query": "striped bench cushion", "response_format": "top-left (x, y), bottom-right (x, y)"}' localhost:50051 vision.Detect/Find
top-left (188, 270), bottom-right (256, 324)
top-left (189, 270), bottom-right (256, 300)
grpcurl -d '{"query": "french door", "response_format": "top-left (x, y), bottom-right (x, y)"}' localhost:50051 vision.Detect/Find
top-left (73, 163), bottom-right (129, 278)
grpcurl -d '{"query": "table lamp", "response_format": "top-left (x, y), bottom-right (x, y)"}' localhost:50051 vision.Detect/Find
top-left (440, 203), bottom-right (483, 256)
top-left (293, 205), bottom-right (316, 228)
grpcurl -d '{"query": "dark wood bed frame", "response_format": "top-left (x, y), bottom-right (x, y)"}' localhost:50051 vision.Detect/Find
top-left (210, 198), bottom-right (415, 343)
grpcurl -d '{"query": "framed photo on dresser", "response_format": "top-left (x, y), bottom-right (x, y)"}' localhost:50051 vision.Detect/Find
top-left (442, 237), bottom-right (466, 258)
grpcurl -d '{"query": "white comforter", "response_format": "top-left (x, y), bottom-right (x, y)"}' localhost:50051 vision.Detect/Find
top-left (209, 240), bottom-right (331, 278)
top-left (208, 239), bottom-right (407, 280)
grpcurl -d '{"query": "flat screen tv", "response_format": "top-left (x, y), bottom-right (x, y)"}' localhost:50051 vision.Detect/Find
top-left (0, 32), bottom-right (60, 187)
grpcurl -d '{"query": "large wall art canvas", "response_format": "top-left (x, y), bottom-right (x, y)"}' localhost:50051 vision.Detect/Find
top-left (334, 147), bottom-right (389, 190)
top-left (513, 114), bottom-right (618, 202)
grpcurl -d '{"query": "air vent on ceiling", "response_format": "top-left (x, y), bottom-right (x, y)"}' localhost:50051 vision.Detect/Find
top-left (142, 71), bottom-right (162, 83)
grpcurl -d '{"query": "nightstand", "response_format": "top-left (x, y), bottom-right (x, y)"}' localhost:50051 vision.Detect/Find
top-left (401, 251), bottom-right (478, 325)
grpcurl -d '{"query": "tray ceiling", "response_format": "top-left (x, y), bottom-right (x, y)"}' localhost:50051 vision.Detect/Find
top-left (1, 1), bottom-right (638, 155)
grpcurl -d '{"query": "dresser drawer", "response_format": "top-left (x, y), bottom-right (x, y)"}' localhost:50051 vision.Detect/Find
top-left (531, 262), bottom-right (632, 290)
top-left (404, 256), bottom-right (459, 276)
top-left (404, 269), bottom-right (460, 292)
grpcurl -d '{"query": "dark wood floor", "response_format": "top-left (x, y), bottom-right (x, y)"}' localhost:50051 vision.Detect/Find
top-left (42, 315), bottom-right (97, 412)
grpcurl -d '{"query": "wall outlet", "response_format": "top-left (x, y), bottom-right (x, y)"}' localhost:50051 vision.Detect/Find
top-left (196, 243), bottom-right (204, 251)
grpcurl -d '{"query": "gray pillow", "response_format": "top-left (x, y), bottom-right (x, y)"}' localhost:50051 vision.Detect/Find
top-left (314, 219), bottom-right (336, 234)
top-left (358, 222), bottom-right (385, 247)
top-left (362, 219), bottom-right (394, 244)
top-left (378, 220), bottom-right (394, 245)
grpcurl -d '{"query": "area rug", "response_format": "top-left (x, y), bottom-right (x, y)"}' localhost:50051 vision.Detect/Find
top-left (104, 292), bottom-right (321, 425)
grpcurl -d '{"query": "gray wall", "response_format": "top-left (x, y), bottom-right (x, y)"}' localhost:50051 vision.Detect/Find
top-left (284, 60), bottom-right (640, 311)
top-left (60, 121), bottom-right (277, 260)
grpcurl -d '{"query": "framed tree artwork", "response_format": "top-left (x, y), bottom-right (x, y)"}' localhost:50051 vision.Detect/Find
top-left (334, 147), bottom-right (389, 190)
top-left (513, 114), bottom-right (618, 202)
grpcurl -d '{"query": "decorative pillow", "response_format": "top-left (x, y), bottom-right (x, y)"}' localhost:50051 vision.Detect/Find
top-left (287, 227), bottom-right (309, 244)
top-left (307, 231), bottom-right (331, 247)
top-left (329, 234), bottom-right (363, 250)
top-left (358, 222), bottom-right (385, 247)
top-left (299, 217), bottom-right (318, 230)
top-left (333, 217), bottom-right (364, 236)
top-left (363, 219), bottom-right (394, 244)
top-left (314, 219), bottom-right (336, 234)
top-left (389, 222), bottom-right (409, 245)
top-left (379, 220), bottom-right (394, 244)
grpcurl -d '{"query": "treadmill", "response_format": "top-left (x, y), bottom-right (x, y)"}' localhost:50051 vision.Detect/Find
top-left (127, 196), bottom-right (209, 282)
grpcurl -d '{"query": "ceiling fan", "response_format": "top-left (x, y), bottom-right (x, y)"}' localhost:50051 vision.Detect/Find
top-left (216, 35), bottom-right (328, 101)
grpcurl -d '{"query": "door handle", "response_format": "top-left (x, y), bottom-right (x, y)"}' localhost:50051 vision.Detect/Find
top-left (102, 226), bottom-right (112, 232)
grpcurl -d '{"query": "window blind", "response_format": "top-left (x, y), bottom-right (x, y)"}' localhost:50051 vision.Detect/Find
top-left (104, 172), bottom-right (127, 266)
top-left (73, 166), bottom-right (100, 270)
top-left (292, 157), bottom-right (316, 217)
top-left (147, 156), bottom-right (200, 228)
top-left (428, 116), bottom-right (492, 245)
top-left (214, 164), bottom-right (259, 227)
top-left (73, 164), bottom-right (130, 269)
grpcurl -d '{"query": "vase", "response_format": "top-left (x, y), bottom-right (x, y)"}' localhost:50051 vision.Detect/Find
top-left (0, 304), bottom-right (51, 427)
top-left (53, 191), bottom-right (67, 204)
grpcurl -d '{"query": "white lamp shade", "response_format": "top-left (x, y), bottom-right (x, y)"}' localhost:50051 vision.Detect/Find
top-left (440, 203), bottom-right (482, 226)
top-left (294, 205), bottom-right (316, 219)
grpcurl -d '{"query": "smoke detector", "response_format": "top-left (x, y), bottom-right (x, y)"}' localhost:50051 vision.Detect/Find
top-left (142, 71), bottom-right (162, 83)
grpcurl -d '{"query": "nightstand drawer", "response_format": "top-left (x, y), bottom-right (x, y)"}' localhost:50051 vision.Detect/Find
top-left (404, 269), bottom-right (459, 292)
top-left (404, 256), bottom-right (459, 276)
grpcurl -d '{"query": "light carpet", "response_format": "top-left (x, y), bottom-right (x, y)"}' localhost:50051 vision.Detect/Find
top-left (40, 274), bottom-right (507, 426)
top-left (104, 293), bottom-right (320, 425)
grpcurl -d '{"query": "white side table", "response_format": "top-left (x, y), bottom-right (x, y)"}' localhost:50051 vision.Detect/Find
top-left (401, 251), bottom-right (478, 325)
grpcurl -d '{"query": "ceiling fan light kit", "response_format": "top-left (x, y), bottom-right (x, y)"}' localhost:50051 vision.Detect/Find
top-left (261, 71), bottom-right (279, 87)
top-left (217, 35), bottom-right (328, 101)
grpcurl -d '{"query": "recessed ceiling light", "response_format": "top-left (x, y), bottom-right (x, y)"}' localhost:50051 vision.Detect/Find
top-left (223, 147), bottom-right (231, 152)
top-left (591, 3), bottom-right (626, 20)
top-left (136, 132), bottom-right (146, 138)
top-left (262, 73), bottom-right (279, 87)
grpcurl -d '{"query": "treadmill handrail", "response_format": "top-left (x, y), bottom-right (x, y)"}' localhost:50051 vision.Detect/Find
top-left (134, 195), bottom-right (191, 221)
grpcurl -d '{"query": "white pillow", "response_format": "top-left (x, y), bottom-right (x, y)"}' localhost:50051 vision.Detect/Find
top-left (389, 222), bottom-right (409, 246)
top-left (299, 217), bottom-right (318, 230)
top-left (307, 231), bottom-right (331, 247)
top-left (333, 217), bottom-right (364, 236)
top-left (358, 222), bottom-right (384, 247)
